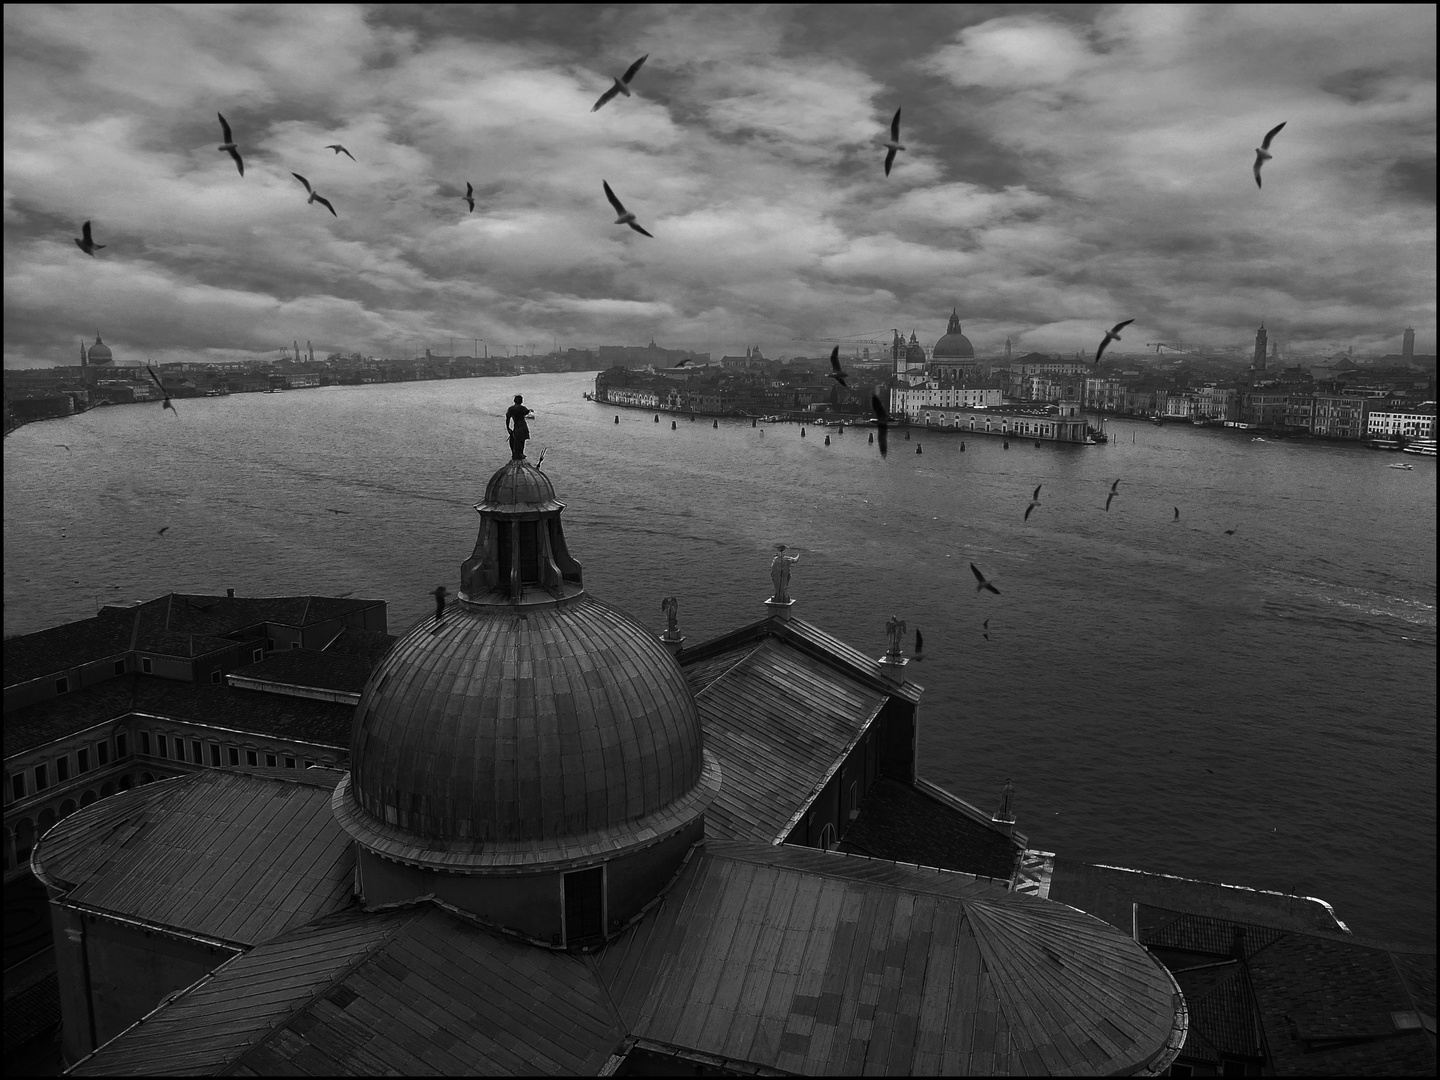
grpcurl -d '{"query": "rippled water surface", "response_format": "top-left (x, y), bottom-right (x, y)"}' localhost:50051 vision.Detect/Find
top-left (5, 373), bottom-right (1435, 945)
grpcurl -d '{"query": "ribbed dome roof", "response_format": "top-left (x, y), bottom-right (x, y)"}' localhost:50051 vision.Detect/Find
top-left (87, 335), bottom-right (113, 363)
top-left (480, 458), bottom-right (561, 512)
top-left (934, 308), bottom-right (975, 358)
top-left (343, 593), bottom-right (709, 856)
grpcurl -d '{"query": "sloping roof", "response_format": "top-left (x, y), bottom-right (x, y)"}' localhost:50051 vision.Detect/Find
top-left (230, 648), bottom-right (377, 694)
top-left (597, 840), bottom-right (1179, 1075)
top-left (3, 606), bottom-right (138, 687)
top-left (323, 625), bottom-right (396, 667)
top-left (33, 769), bottom-right (354, 947)
top-left (690, 637), bottom-right (887, 842)
top-left (5, 673), bottom-right (356, 756)
top-left (72, 905), bottom-right (627, 1076)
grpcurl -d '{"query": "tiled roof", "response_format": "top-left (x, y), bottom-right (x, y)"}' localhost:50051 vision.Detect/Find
top-left (5, 673), bottom-right (356, 756)
top-left (3, 606), bottom-right (138, 687)
top-left (598, 839), bottom-right (1180, 1075)
top-left (691, 636), bottom-right (887, 842)
top-left (231, 648), bottom-right (377, 694)
top-left (323, 625), bottom-right (396, 667)
top-left (1138, 907), bottom-right (1285, 959)
top-left (33, 769), bottom-right (354, 947)
top-left (838, 775), bottom-right (1021, 882)
top-left (1170, 962), bottom-right (1261, 1061)
top-left (73, 905), bottom-right (626, 1076)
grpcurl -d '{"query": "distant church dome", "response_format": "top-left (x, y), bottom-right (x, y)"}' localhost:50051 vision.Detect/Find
top-left (905, 331), bottom-right (927, 365)
top-left (933, 309), bottom-right (975, 359)
top-left (85, 334), bottom-right (113, 365)
top-left (334, 456), bottom-right (719, 943)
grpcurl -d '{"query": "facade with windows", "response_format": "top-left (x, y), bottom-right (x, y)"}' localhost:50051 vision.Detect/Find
top-left (1367, 408), bottom-right (1436, 440)
top-left (3, 593), bottom-right (390, 876)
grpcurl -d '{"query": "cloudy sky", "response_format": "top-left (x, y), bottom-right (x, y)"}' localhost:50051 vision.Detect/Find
top-left (4, 4), bottom-right (1434, 368)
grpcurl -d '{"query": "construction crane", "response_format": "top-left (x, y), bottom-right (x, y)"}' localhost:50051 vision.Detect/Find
top-left (1146, 343), bottom-right (1188, 354)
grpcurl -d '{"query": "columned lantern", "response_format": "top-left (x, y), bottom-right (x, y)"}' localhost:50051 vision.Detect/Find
top-left (334, 455), bottom-right (721, 949)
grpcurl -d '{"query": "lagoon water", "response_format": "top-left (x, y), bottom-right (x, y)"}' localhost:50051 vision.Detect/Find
top-left (4, 371), bottom-right (1435, 946)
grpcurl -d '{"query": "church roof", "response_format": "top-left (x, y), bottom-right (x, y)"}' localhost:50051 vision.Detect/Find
top-left (934, 308), bottom-right (975, 359)
top-left (33, 768), bottom-right (353, 948)
top-left (76, 840), bottom-right (1182, 1075)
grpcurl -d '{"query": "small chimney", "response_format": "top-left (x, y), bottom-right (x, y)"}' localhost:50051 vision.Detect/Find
top-left (226, 588), bottom-right (235, 598)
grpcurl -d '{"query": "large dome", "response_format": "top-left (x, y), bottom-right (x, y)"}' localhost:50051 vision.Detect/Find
top-left (933, 308), bottom-right (975, 359)
top-left (86, 334), bottom-right (113, 364)
top-left (334, 457), bottom-right (719, 874)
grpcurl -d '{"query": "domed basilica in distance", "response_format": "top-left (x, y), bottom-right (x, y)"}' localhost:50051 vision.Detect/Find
top-left (36, 429), bottom-right (1187, 1075)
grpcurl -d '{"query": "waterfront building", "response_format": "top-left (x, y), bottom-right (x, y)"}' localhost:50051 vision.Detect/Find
top-left (35, 454), bottom-right (1194, 1075)
top-left (1238, 390), bottom-right (1292, 429)
top-left (1311, 391), bottom-right (1371, 440)
top-left (1366, 407), bottom-right (1436, 441)
top-left (1194, 385), bottom-right (1240, 422)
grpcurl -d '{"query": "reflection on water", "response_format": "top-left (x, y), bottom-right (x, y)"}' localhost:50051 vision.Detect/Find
top-left (4, 372), bottom-right (1436, 945)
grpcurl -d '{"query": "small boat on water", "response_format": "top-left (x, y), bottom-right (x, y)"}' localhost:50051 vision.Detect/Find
top-left (1387, 462), bottom-right (1414, 470)
top-left (1402, 438), bottom-right (1437, 457)
top-left (1252, 437), bottom-right (1267, 443)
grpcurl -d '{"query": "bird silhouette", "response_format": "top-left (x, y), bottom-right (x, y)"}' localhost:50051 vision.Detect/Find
top-left (1225, 527), bottom-right (1238, 536)
top-left (826, 346), bottom-right (848, 387)
top-left (55, 443), bottom-right (72, 452)
top-left (971, 563), bottom-right (1000, 595)
top-left (324, 508), bottom-right (350, 514)
top-left (871, 394), bottom-right (890, 457)
top-left (325, 144), bottom-right (356, 161)
top-left (592, 54), bottom-right (648, 112)
top-left (1094, 319), bottom-right (1134, 365)
top-left (292, 173), bottom-right (337, 216)
top-left (217, 112), bottom-right (244, 175)
top-left (1253, 121), bottom-right (1286, 188)
top-left (74, 220), bottom-right (105, 257)
top-left (1105, 478), bottom-right (1121, 511)
top-left (882, 107), bottom-right (904, 176)
top-left (1173, 506), bottom-right (1180, 521)
top-left (146, 365), bottom-right (177, 415)
top-left (157, 527), bottom-right (169, 536)
top-left (603, 180), bottom-right (653, 236)
top-left (463, 181), bottom-right (474, 213)
top-left (1024, 484), bottom-right (1042, 521)
top-left (982, 618), bottom-right (990, 642)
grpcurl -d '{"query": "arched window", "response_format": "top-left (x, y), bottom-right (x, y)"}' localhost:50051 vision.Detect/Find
top-left (140, 772), bottom-right (154, 785)
top-left (100, 781), bottom-right (116, 798)
top-left (819, 823), bottom-right (836, 851)
top-left (15, 819), bottom-right (35, 863)
top-left (60, 799), bottom-right (77, 818)
top-left (117, 775), bottom-right (133, 791)
top-left (80, 791), bottom-right (98, 807)
top-left (37, 809), bottom-right (57, 839)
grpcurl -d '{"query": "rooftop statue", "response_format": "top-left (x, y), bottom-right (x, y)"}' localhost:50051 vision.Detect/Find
top-left (996, 778), bottom-right (1015, 823)
top-left (769, 545), bottom-right (799, 604)
top-left (505, 394), bottom-right (534, 459)
top-left (885, 614), bottom-right (907, 658)
top-left (660, 596), bottom-right (680, 640)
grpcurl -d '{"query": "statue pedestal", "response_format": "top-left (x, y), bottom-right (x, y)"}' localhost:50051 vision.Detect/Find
top-left (658, 633), bottom-right (685, 658)
top-left (877, 654), bottom-right (909, 682)
top-left (764, 598), bottom-right (795, 620)
top-left (990, 814), bottom-right (1016, 837)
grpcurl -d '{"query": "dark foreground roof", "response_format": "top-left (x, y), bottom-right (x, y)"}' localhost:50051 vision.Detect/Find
top-left (6, 673), bottom-right (356, 756)
top-left (33, 769), bottom-right (354, 948)
top-left (1138, 905), bottom-right (1437, 1076)
top-left (76, 839), bottom-right (1182, 1076)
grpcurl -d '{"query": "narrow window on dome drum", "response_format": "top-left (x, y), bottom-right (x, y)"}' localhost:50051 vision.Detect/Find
top-left (564, 867), bottom-right (605, 944)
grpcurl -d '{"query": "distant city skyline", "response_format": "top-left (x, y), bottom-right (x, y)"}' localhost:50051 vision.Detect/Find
top-left (3, 5), bottom-right (1435, 368)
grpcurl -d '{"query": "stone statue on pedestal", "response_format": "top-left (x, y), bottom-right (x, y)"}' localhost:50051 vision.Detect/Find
top-left (884, 614), bottom-right (907, 658)
top-left (769, 545), bottom-right (799, 603)
top-left (505, 395), bottom-right (534, 459)
top-left (660, 596), bottom-right (680, 639)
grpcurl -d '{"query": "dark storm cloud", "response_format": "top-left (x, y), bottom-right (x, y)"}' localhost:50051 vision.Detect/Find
top-left (3, 4), bottom-right (1434, 368)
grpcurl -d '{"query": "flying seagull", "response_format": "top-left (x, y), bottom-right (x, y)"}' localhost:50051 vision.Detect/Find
top-left (871, 394), bottom-right (890, 457)
top-left (592, 54), bottom-right (648, 112)
top-left (603, 180), bottom-right (652, 237)
top-left (217, 113), bottom-right (244, 175)
top-left (1024, 484), bottom-right (1042, 521)
top-left (1253, 122), bottom-right (1286, 189)
top-left (463, 181), bottom-right (474, 213)
top-left (325, 144), bottom-right (356, 161)
top-left (971, 563), bottom-right (1000, 596)
top-left (1094, 319), bottom-right (1134, 365)
top-left (826, 346), bottom-right (848, 387)
top-left (292, 173), bottom-right (337, 217)
top-left (982, 618), bottom-right (990, 642)
top-left (1173, 506), bottom-right (1180, 521)
top-left (146, 365), bottom-right (177, 415)
top-left (55, 443), bottom-right (72, 452)
top-left (157, 527), bottom-right (169, 536)
top-left (1224, 527), bottom-right (1238, 535)
top-left (1105, 478), bottom-right (1120, 512)
top-left (883, 107), bottom-right (905, 176)
top-left (74, 220), bottom-right (105, 257)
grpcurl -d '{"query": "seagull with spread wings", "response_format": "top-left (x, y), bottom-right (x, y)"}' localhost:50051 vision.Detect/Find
top-left (882, 107), bottom-right (905, 176)
top-left (592, 54), bottom-right (649, 112)
top-left (971, 563), bottom-right (1001, 596)
top-left (217, 113), bottom-right (244, 175)
top-left (1253, 122), bottom-right (1286, 188)
top-left (74, 220), bottom-right (105, 257)
top-left (463, 181), bottom-right (474, 213)
top-left (1094, 319), bottom-right (1134, 365)
top-left (1024, 484), bottom-right (1042, 522)
top-left (871, 394), bottom-right (890, 457)
top-left (1105, 478), bottom-right (1121, 512)
top-left (603, 181), bottom-right (653, 237)
top-left (826, 346), bottom-right (848, 387)
top-left (325, 144), bottom-right (356, 161)
top-left (292, 173), bottom-right (338, 217)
